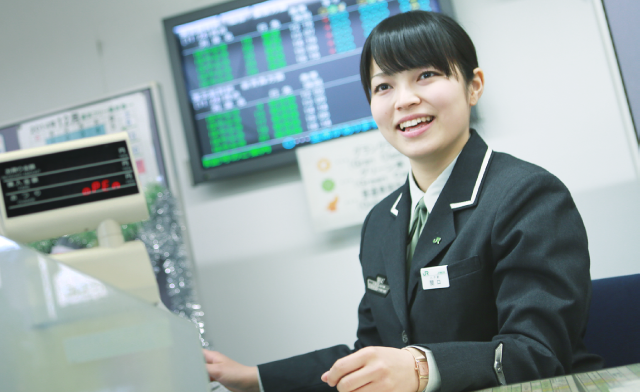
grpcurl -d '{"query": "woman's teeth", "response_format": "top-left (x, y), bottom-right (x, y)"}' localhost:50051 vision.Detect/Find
top-left (399, 116), bottom-right (434, 130)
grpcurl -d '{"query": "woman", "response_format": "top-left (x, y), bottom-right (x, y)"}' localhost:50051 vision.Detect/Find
top-left (204, 11), bottom-right (603, 392)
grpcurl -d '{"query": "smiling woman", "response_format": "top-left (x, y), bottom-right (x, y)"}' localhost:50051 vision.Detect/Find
top-left (363, 11), bottom-right (483, 190)
top-left (202, 11), bottom-right (604, 392)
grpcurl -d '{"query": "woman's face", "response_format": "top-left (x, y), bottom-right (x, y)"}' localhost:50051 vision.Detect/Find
top-left (369, 61), bottom-right (483, 166)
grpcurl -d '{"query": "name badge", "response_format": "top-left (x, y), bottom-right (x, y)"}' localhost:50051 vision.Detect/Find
top-left (420, 265), bottom-right (450, 290)
top-left (366, 275), bottom-right (390, 297)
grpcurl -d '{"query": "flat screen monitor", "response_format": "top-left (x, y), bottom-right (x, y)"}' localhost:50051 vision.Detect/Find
top-left (164, 0), bottom-right (450, 183)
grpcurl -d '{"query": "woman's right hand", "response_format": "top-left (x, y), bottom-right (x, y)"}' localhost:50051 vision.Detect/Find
top-left (203, 349), bottom-right (260, 392)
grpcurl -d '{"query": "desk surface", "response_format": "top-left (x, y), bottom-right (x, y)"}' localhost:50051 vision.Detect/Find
top-left (474, 363), bottom-right (640, 392)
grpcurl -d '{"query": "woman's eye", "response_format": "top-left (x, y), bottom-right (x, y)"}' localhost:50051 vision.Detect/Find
top-left (373, 83), bottom-right (390, 93)
top-left (419, 71), bottom-right (437, 80)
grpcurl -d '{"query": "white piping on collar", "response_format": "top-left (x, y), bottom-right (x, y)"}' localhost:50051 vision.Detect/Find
top-left (390, 193), bottom-right (402, 216)
top-left (450, 148), bottom-right (493, 210)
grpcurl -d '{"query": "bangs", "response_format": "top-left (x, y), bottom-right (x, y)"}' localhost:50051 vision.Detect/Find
top-left (371, 18), bottom-right (456, 78)
top-left (360, 11), bottom-right (478, 102)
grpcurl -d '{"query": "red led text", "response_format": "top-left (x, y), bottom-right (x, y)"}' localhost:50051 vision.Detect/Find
top-left (82, 179), bottom-right (121, 196)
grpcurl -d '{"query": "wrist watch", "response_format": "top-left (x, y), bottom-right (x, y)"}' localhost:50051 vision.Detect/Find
top-left (403, 347), bottom-right (429, 392)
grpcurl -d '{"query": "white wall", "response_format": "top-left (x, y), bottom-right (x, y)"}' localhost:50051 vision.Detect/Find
top-left (0, 0), bottom-right (638, 367)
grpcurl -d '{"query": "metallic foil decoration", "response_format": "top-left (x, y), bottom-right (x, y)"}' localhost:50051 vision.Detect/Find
top-left (137, 186), bottom-right (210, 349)
top-left (29, 184), bottom-right (210, 351)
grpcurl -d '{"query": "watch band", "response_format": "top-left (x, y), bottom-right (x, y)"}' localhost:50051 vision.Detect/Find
top-left (403, 347), bottom-right (429, 392)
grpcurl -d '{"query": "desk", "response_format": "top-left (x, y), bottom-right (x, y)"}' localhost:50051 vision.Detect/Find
top-left (474, 363), bottom-right (640, 392)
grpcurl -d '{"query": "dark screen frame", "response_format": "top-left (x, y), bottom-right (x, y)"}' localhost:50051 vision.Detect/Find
top-left (0, 141), bottom-right (140, 218)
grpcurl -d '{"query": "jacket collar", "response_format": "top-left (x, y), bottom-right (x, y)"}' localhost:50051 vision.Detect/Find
top-left (406, 129), bottom-right (493, 297)
top-left (381, 181), bottom-right (412, 331)
top-left (377, 130), bottom-right (492, 327)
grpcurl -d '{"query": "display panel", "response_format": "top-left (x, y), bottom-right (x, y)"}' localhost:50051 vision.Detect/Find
top-left (164, 0), bottom-right (449, 183)
top-left (0, 141), bottom-right (139, 218)
top-left (0, 86), bottom-right (167, 190)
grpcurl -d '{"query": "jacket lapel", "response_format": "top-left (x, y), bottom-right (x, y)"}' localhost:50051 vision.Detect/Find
top-left (407, 130), bottom-right (494, 298)
top-left (381, 181), bottom-right (411, 331)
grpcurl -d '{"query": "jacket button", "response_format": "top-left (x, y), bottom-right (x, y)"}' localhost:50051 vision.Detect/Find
top-left (401, 330), bottom-right (408, 344)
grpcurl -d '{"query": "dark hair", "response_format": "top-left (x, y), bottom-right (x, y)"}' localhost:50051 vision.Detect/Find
top-left (360, 11), bottom-right (479, 102)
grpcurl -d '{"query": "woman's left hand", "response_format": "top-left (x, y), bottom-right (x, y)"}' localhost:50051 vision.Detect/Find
top-left (321, 346), bottom-right (420, 392)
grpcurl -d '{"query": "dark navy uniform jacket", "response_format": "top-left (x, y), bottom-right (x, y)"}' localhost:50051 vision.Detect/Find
top-left (259, 130), bottom-right (603, 392)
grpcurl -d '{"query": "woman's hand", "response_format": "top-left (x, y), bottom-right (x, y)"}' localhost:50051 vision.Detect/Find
top-left (321, 346), bottom-right (421, 392)
top-left (203, 349), bottom-right (260, 392)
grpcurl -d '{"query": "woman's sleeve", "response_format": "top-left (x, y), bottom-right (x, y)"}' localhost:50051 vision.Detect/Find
top-left (257, 209), bottom-right (383, 392)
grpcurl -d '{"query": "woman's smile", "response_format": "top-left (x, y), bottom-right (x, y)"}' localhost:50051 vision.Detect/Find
top-left (396, 114), bottom-right (435, 137)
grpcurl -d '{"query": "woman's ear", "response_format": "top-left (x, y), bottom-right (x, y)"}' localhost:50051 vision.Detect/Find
top-left (468, 68), bottom-right (484, 106)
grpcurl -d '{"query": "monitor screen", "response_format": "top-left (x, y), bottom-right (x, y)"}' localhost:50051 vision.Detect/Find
top-left (164, 0), bottom-right (448, 183)
top-left (0, 140), bottom-right (139, 218)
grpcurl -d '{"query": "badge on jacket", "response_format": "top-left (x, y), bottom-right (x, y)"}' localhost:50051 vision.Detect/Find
top-left (420, 265), bottom-right (450, 290)
top-left (366, 275), bottom-right (390, 297)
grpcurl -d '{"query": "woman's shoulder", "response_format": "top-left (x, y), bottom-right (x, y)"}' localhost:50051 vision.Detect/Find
top-left (489, 151), bottom-right (563, 184)
top-left (485, 151), bottom-right (573, 200)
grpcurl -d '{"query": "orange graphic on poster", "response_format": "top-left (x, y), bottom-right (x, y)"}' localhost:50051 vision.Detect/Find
top-left (317, 158), bottom-right (331, 172)
top-left (327, 196), bottom-right (338, 211)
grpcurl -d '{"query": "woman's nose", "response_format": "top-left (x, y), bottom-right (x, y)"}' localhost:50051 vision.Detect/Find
top-left (395, 86), bottom-right (420, 111)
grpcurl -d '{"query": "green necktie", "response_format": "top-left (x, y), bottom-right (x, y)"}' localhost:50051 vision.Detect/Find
top-left (407, 197), bottom-right (428, 279)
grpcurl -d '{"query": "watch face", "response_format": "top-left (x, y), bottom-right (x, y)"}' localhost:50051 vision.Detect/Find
top-left (404, 347), bottom-right (429, 379)
top-left (417, 359), bottom-right (429, 377)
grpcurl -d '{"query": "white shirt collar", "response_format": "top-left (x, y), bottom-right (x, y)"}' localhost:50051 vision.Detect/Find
top-left (408, 155), bottom-right (459, 223)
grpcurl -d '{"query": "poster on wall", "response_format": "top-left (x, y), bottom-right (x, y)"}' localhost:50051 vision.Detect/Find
top-left (296, 130), bottom-right (410, 232)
